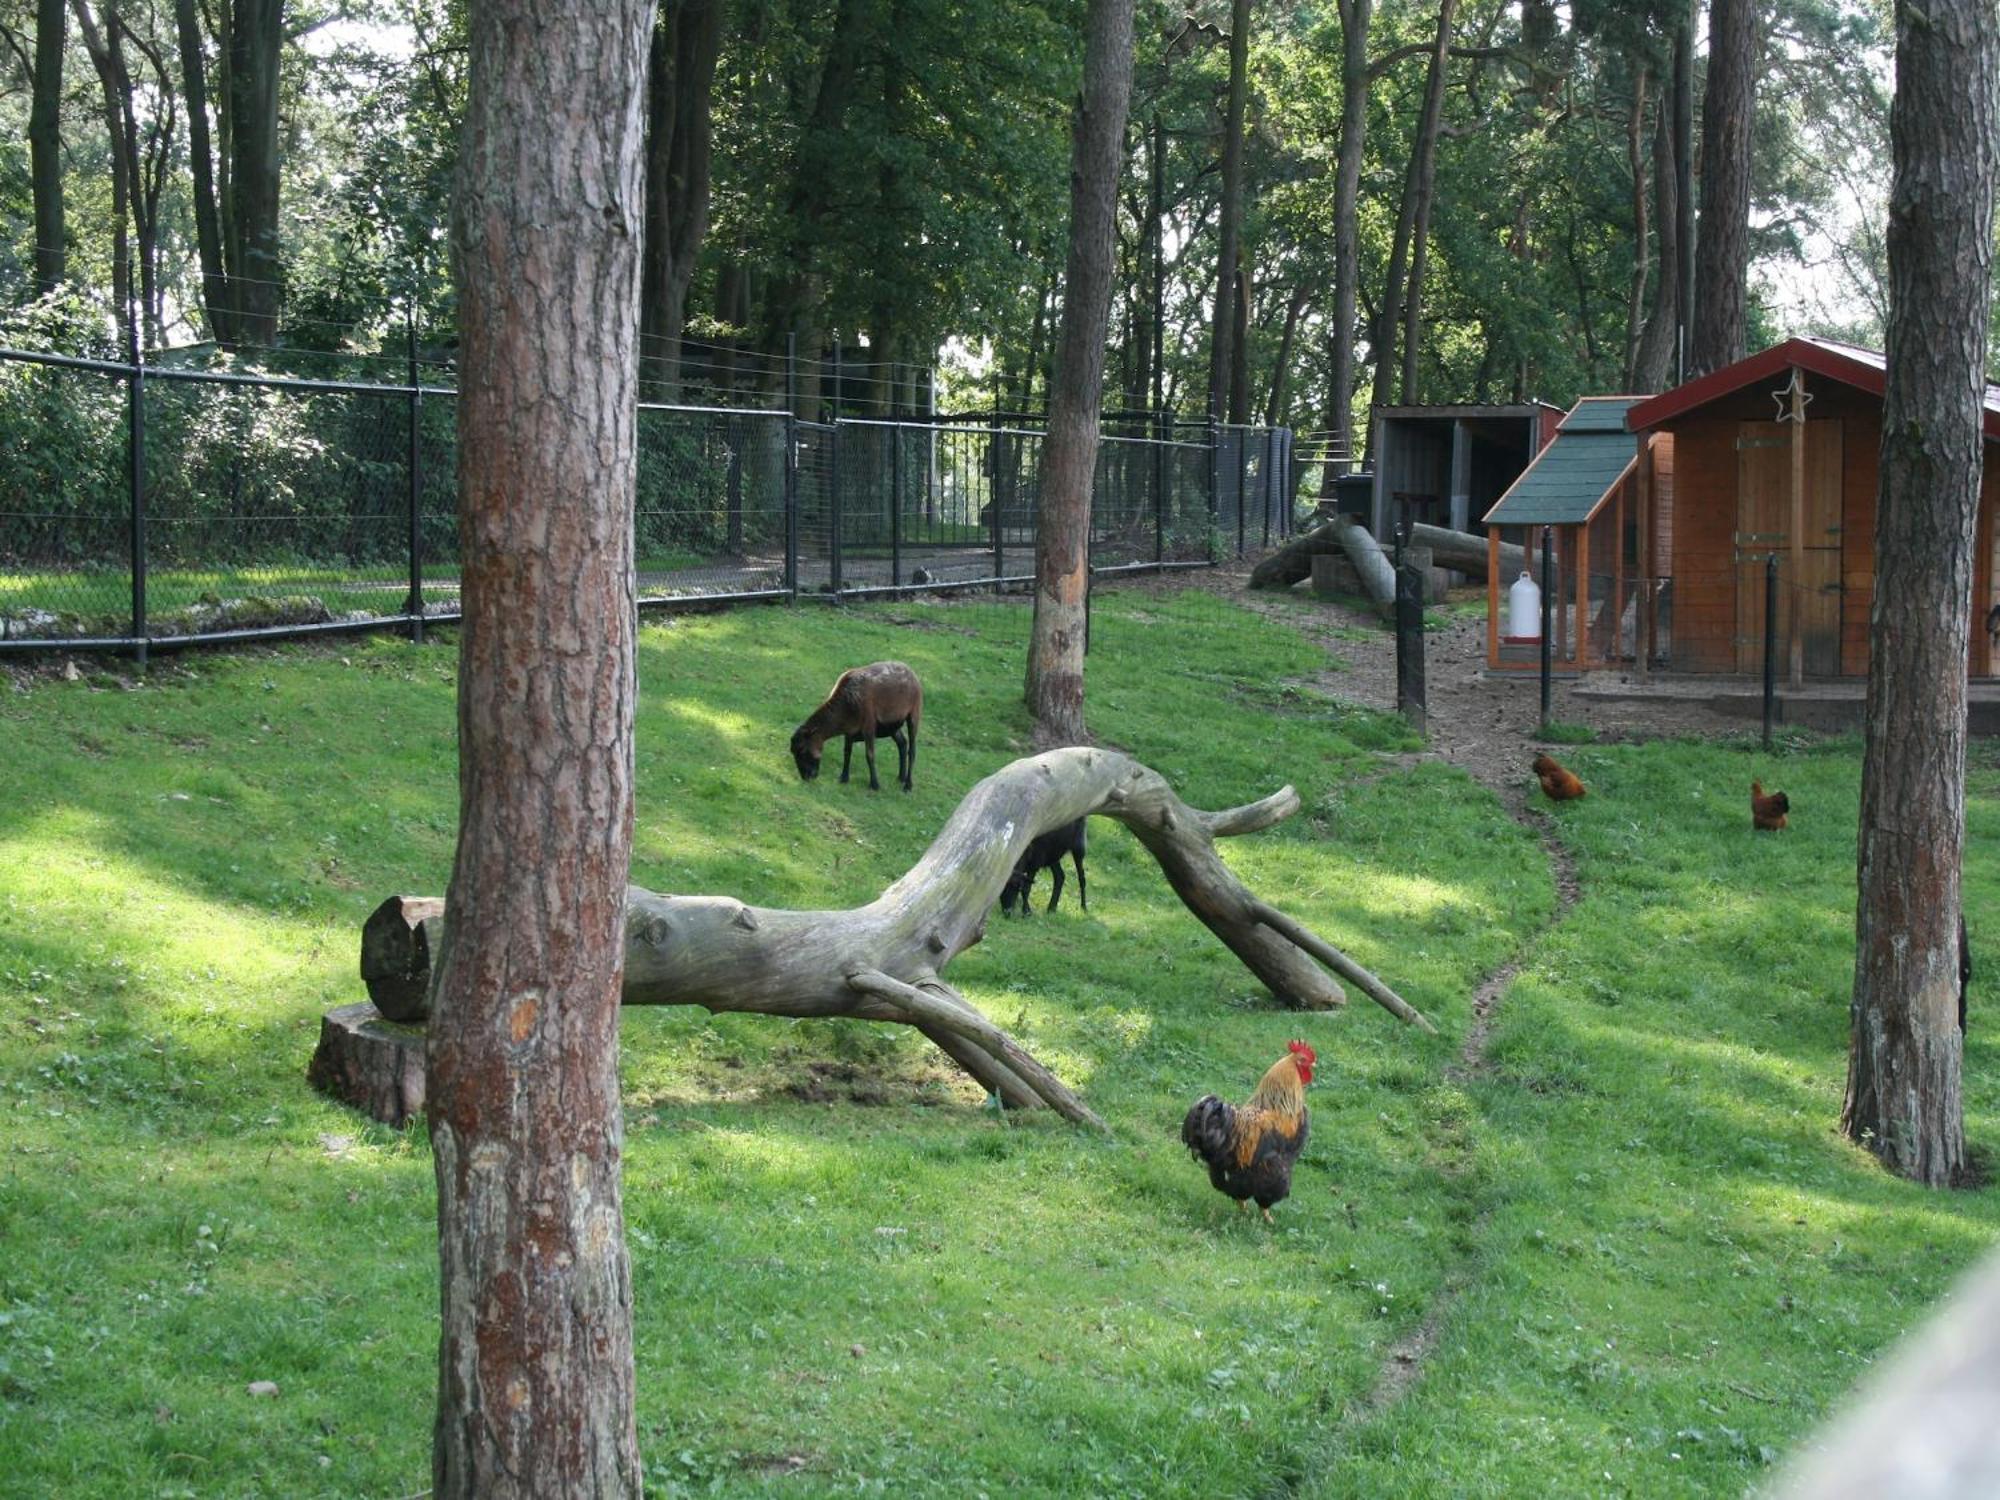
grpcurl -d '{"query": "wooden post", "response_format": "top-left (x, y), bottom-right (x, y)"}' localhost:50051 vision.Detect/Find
top-left (1486, 527), bottom-right (1502, 669)
top-left (1613, 474), bottom-right (1628, 663)
top-left (1789, 368), bottom-right (1807, 688)
top-left (1635, 435), bottom-right (1653, 677)
top-left (1575, 519), bottom-right (1591, 669)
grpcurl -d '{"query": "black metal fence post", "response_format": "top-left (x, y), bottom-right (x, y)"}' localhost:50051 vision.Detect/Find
top-left (830, 421), bottom-right (845, 596)
top-left (991, 426), bottom-right (1004, 584)
top-left (891, 421), bottom-right (903, 587)
top-left (1236, 428), bottom-right (1247, 558)
top-left (1263, 427), bottom-right (1277, 548)
top-left (1763, 552), bottom-right (1779, 748)
top-left (1396, 554), bottom-right (1427, 735)
top-left (784, 334), bottom-right (799, 600)
top-left (405, 309), bottom-right (425, 643)
top-left (1153, 409), bottom-right (1167, 563)
top-left (1206, 413), bottom-right (1220, 560)
top-left (126, 306), bottom-right (147, 670)
top-left (1539, 527), bottom-right (1554, 731)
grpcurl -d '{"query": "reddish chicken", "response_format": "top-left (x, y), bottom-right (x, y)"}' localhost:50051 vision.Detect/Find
top-left (1181, 1041), bottom-right (1315, 1223)
top-left (1751, 780), bottom-right (1790, 831)
top-left (1532, 753), bottom-right (1587, 802)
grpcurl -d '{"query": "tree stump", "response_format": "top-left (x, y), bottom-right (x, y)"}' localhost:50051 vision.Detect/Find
top-left (306, 1002), bottom-right (427, 1127)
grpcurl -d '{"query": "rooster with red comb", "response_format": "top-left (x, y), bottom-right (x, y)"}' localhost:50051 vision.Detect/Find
top-left (1180, 1040), bottom-right (1316, 1223)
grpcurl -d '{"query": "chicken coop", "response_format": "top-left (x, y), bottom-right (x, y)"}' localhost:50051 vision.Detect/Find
top-left (1480, 397), bottom-right (1674, 674)
top-left (1367, 401), bottom-right (1563, 539)
top-left (1624, 337), bottom-right (2000, 680)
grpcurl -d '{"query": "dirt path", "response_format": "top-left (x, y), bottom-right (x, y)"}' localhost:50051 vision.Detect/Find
top-left (1127, 565), bottom-right (1646, 1421)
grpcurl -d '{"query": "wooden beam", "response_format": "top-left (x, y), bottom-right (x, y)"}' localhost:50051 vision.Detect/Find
top-left (1575, 520), bottom-right (1591, 669)
top-left (1790, 369), bottom-right (1807, 688)
top-left (1487, 528), bottom-right (1502, 669)
top-left (1613, 475), bottom-right (1628, 664)
top-left (1636, 436), bottom-right (1653, 677)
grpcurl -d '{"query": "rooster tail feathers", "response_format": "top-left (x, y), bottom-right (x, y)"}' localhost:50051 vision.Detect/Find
top-left (1181, 1094), bottom-right (1236, 1166)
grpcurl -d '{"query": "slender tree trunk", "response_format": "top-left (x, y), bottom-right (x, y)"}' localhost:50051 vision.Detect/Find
top-left (1673, 6), bottom-right (1694, 376)
top-left (1623, 65), bottom-right (1650, 389)
top-left (1632, 49), bottom-right (1681, 392)
top-left (1263, 281), bottom-right (1308, 427)
top-left (173, 0), bottom-right (234, 345)
top-left (30, 0), bottom-right (66, 294)
top-left (1369, 0), bottom-right (1456, 436)
top-left (430, 0), bottom-right (655, 1485)
top-left (1024, 0), bottom-right (1135, 745)
top-left (1328, 0), bottom-right (1371, 471)
top-left (1839, 0), bottom-right (1995, 1188)
top-left (759, 0), bottom-right (871, 393)
top-left (1229, 263), bottom-right (1252, 422)
top-left (225, 0), bottom-right (284, 345)
top-left (1208, 0), bottom-right (1250, 420)
top-left (641, 0), bottom-right (723, 396)
top-left (1689, 0), bottom-right (1756, 378)
top-left (70, 0), bottom-right (130, 331)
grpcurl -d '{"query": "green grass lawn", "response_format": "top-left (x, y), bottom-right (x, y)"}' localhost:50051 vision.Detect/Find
top-left (0, 585), bottom-right (1995, 1498)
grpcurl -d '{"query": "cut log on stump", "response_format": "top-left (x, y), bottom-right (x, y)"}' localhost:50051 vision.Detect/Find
top-left (307, 1002), bottom-right (427, 1126)
top-left (1251, 519), bottom-right (1527, 591)
top-left (333, 749), bottom-right (1435, 1129)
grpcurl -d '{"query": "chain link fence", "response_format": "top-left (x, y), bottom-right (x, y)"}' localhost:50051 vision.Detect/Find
top-left (0, 345), bottom-right (1294, 656)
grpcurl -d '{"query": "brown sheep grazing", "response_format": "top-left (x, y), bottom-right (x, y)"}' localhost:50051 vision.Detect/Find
top-left (790, 661), bottom-right (923, 792)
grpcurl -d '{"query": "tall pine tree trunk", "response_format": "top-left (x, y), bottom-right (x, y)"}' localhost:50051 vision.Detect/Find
top-left (1025, 0), bottom-right (1135, 745)
top-left (1368, 0), bottom-right (1455, 434)
top-left (174, 0), bottom-right (234, 346)
top-left (641, 0), bottom-right (723, 397)
top-left (225, 0), bottom-right (284, 345)
top-left (1689, 0), bottom-right (1755, 378)
top-left (1327, 0), bottom-right (1371, 473)
top-left (430, 0), bottom-right (655, 1486)
top-left (1839, 0), bottom-right (1995, 1188)
top-left (1208, 0), bottom-right (1251, 421)
top-left (1631, 49), bottom-right (1680, 393)
top-left (30, 0), bottom-right (65, 294)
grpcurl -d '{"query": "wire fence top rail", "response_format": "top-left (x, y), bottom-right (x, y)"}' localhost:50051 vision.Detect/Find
top-left (0, 341), bottom-right (1298, 658)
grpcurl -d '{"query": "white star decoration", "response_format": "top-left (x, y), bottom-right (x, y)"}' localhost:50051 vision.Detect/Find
top-left (1773, 368), bottom-right (1814, 423)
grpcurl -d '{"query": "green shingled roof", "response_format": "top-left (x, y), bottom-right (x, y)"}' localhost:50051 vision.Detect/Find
top-left (1481, 397), bottom-right (1643, 525)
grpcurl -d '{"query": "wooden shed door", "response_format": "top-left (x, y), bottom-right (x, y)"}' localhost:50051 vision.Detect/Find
top-left (1735, 419), bottom-right (1844, 675)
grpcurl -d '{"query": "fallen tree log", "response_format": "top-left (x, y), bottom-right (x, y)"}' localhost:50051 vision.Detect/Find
top-left (1249, 519), bottom-right (1528, 591)
top-left (344, 749), bottom-right (1436, 1130)
top-left (1335, 518), bottom-right (1397, 608)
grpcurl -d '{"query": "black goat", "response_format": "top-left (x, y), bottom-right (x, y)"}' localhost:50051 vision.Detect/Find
top-left (1000, 819), bottom-right (1087, 916)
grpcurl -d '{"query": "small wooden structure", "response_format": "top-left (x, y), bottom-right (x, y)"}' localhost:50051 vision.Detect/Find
top-left (1480, 397), bottom-right (1674, 674)
top-left (1625, 337), bottom-right (2000, 682)
top-left (1368, 402), bottom-right (1563, 538)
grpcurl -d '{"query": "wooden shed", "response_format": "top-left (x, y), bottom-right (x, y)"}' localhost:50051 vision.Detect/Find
top-left (1368, 402), bottom-right (1563, 539)
top-left (1625, 338), bottom-right (1999, 681)
top-left (1480, 397), bottom-right (1674, 674)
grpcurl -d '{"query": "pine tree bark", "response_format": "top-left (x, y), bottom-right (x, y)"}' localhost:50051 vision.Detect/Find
top-left (640, 0), bottom-right (723, 396)
top-left (1025, 0), bottom-right (1135, 747)
top-left (1839, 0), bottom-right (1996, 1188)
top-left (29, 0), bottom-right (65, 295)
top-left (1688, 0), bottom-right (1756, 378)
top-left (430, 0), bottom-right (654, 1486)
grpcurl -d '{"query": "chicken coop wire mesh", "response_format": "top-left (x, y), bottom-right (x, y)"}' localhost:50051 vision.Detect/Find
top-left (0, 341), bottom-right (1297, 655)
